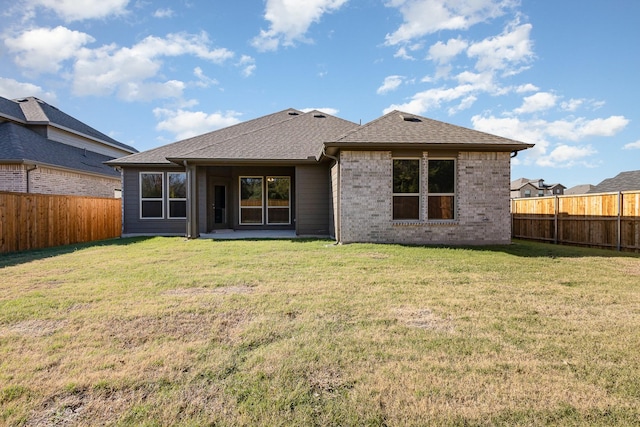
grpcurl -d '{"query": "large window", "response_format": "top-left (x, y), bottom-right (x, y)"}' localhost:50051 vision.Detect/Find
top-left (168, 172), bottom-right (186, 219)
top-left (393, 159), bottom-right (420, 220)
top-left (240, 177), bottom-right (263, 224)
top-left (140, 172), bottom-right (163, 218)
top-left (427, 159), bottom-right (455, 220)
top-left (240, 176), bottom-right (292, 225)
top-left (267, 177), bottom-right (290, 224)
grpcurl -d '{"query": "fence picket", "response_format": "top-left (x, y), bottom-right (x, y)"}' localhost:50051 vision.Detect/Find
top-left (0, 192), bottom-right (122, 254)
top-left (512, 191), bottom-right (640, 252)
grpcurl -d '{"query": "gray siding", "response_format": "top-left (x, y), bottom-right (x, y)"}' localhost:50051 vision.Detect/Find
top-left (122, 167), bottom-right (186, 235)
top-left (295, 164), bottom-right (331, 236)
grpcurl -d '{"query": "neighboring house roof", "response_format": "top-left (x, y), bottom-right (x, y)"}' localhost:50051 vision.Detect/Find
top-left (108, 109), bottom-right (533, 167)
top-left (565, 184), bottom-right (594, 195)
top-left (325, 111), bottom-right (532, 153)
top-left (0, 121), bottom-right (120, 177)
top-left (589, 170), bottom-right (640, 193)
top-left (510, 178), bottom-right (564, 191)
top-left (0, 96), bottom-right (137, 154)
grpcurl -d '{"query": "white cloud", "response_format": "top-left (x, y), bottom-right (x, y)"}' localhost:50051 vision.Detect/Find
top-left (0, 77), bottom-right (57, 102)
top-left (377, 75), bottom-right (405, 94)
top-left (153, 108), bottom-right (242, 140)
top-left (72, 32), bottom-right (234, 100)
top-left (252, 0), bottom-right (349, 51)
top-left (193, 67), bottom-right (219, 88)
top-left (384, 0), bottom-right (515, 45)
top-left (623, 140), bottom-right (640, 150)
top-left (515, 83), bottom-right (539, 93)
top-left (237, 55), bottom-right (256, 77)
top-left (537, 144), bottom-right (597, 168)
top-left (428, 37), bottom-right (468, 64)
top-left (514, 92), bottom-right (558, 114)
top-left (471, 114), bottom-right (629, 168)
top-left (4, 26), bottom-right (95, 73)
top-left (153, 8), bottom-right (174, 18)
top-left (467, 21), bottom-right (533, 73)
top-left (384, 84), bottom-right (476, 115)
top-left (26, 0), bottom-right (129, 22)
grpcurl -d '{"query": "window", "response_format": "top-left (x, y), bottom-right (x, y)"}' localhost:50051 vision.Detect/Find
top-left (524, 189), bottom-right (531, 197)
top-left (140, 172), bottom-right (163, 218)
top-left (393, 159), bottom-right (420, 220)
top-left (168, 172), bottom-right (187, 218)
top-left (267, 177), bottom-right (290, 224)
top-left (427, 159), bottom-right (455, 220)
top-left (240, 177), bottom-right (263, 224)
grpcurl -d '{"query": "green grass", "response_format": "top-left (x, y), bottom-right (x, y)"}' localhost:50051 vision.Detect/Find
top-left (1, 237), bottom-right (639, 426)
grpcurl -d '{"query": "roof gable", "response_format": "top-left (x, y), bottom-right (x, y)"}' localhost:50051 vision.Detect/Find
top-left (328, 110), bottom-right (532, 150)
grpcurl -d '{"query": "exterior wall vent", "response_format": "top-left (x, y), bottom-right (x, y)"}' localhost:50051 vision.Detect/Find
top-left (313, 113), bottom-right (326, 118)
top-left (288, 111), bottom-right (299, 115)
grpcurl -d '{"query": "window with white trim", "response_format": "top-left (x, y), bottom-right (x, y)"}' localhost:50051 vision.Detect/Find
top-left (427, 159), bottom-right (455, 220)
top-left (240, 177), bottom-right (263, 224)
top-left (168, 172), bottom-right (187, 219)
top-left (140, 172), bottom-right (164, 219)
top-left (393, 159), bottom-right (420, 220)
top-left (267, 176), bottom-right (291, 224)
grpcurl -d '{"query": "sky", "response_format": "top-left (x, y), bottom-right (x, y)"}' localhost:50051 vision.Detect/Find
top-left (1, 0), bottom-right (638, 189)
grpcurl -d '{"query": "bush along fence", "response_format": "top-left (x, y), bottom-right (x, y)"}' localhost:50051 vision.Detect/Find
top-left (511, 191), bottom-right (640, 252)
top-left (0, 191), bottom-right (122, 254)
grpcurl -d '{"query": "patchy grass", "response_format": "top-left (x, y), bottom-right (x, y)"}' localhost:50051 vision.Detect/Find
top-left (1, 237), bottom-right (639, 426)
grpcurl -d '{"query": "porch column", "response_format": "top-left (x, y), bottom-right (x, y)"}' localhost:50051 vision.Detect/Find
top-left (185, 162), bottom-right (199, 239)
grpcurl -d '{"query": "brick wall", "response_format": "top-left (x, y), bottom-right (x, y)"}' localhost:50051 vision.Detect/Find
top-left (0, 164), bottom-right (120, 198)
top-left (338, 150), bottom-right (512, 245)
top-left (0, 164), bottom-right (27, 192)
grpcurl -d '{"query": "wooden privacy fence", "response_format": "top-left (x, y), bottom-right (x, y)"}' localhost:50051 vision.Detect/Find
top-left (0, 192), bottom-right (122, 254)
top-left (511, 191), bottom-right (640, 252)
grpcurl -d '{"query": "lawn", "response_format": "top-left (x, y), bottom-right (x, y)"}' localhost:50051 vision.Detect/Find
top-left (1, 237), bottom-right (639, 426)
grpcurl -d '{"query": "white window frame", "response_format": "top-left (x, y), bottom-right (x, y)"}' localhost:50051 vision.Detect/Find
top-left (140, 172), bottom-right (164, 219)
top-left (392, 158), bottom-right (421, 221)
top-left (266, 176), bottom-right (291, 225)
top-left (239, 176), bottom-right (264, 225)
top-left (426, 158), bottom-right (456, 221)
top-left (167, 172), bottom-right (187, 219)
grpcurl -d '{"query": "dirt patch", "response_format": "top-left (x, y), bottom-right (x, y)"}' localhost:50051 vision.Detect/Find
top-left (2, 319), bottom-right (67, 337)
top-left (393, 307), bottom-right (454, 332)
top-left (163, 285), bottom-right (255, 297)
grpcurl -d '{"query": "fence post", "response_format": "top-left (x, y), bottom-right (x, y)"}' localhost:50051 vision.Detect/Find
top-left (617, 192), bottom-right (622, 251)
top-left (554, 196), bottom-right (559, 245)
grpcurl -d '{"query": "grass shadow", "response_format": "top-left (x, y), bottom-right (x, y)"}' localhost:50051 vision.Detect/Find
top-left (0, 237), bottom-right (154, 269)
top-left (472, 239), bottom-right (640, 259)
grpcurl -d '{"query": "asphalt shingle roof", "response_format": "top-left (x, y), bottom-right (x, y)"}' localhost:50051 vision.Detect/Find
top-left (109, 109), bottom-right (360, 165)
top-left (589, 170), bottom-right (640, 193)
top-left (329, 110), bottom-right (532, 148)
top-left (0, 96), bottom-right (137, 153)
top-left (0, 122), bottom-right (119, 177)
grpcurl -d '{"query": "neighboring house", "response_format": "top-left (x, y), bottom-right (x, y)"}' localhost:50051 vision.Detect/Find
top-left (107, 109), bottom-right (532, 245)
top-left (0, 96), bottom-right (137, 198)
top-left (589, 170), bottom-right (640, 193)
top-left (510, 178), bottom-right (565, 198)
top-left (565, 184), bottom-right (594, 195)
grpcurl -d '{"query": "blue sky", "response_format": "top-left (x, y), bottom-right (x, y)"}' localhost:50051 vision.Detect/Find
top-left (1, 0), bottom-right (638, 189)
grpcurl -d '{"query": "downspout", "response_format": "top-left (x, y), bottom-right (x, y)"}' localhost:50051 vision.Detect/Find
top-left (510, 151), bottom-right (518, 158)
top-left (322, 147), bottom-right (340, 244)
top-left (183, 160), bottom-right (193, 239)
top-left (25, 164), bottom-right (38, 193)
